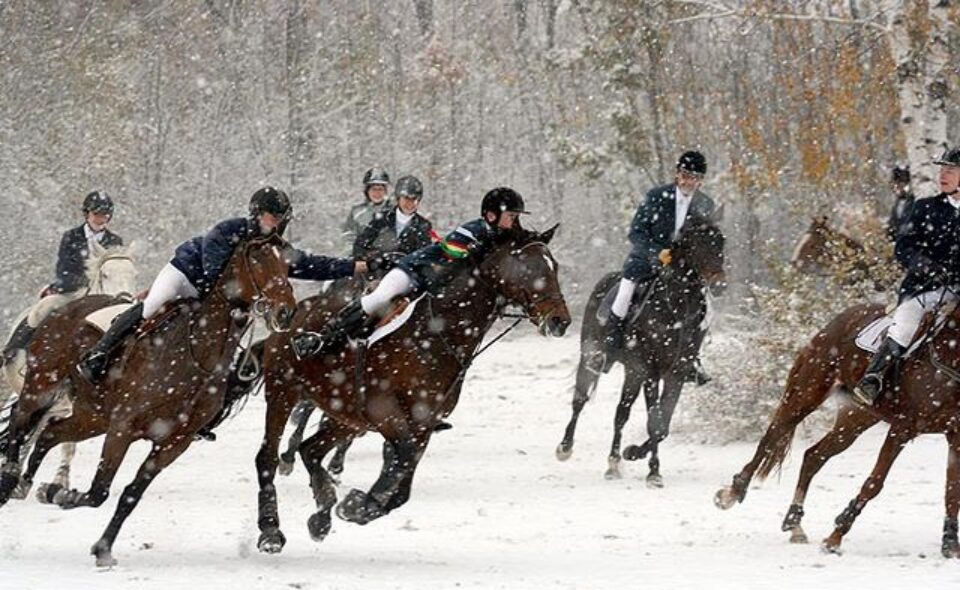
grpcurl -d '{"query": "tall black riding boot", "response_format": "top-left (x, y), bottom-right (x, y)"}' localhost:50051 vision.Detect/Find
top-left (852, 337), bottom-right (905, 406)
top-left (77, 302), bottom-right (144, 383)
top-left (603, 313), bottom-right (626, 356)
top-left (2, 320), bottom-right (35, 365)
top-left (292, 300), bottom-right (376, 360)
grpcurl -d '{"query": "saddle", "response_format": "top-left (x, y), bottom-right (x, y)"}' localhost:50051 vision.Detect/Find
top-left (365, 295), bottom-right (424, 347)
top-left (135, 300), bottom-right (195, 339)
top-left (854, 305), bottom-right (950, 358)
top-left (596, 278), bottom-right (656, 324)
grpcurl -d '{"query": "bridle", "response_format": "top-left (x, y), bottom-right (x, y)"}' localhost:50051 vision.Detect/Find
top-left (85, 252), bottom-right (135, 299)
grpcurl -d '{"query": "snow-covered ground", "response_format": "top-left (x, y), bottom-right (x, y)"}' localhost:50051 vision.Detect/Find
top-left (1, 331), bottom-right (958, 589)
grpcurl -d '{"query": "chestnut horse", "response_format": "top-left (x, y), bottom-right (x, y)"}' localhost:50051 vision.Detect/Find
top-left (555, 221), bottom-right (726, 486)
top-left (715, 302), bottom-right (960, 557)
top-left (791, 215), bottom-right (895, 290)
top-left (0, 233), bottom-right (296, 566)
top-left (254, 226), bottom-right (571, 553)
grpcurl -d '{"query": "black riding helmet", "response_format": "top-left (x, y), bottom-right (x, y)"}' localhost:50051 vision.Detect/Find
top-left (395, 175), bottom-right (423, 200)
top-left (363, 167), bottom-right (390, 198)
top-left (481, 187), bottom-right (529, 221)
top-left (677, 151), bottom-right (707, 176)
top-left (249, 186), bottom-right (292, 234)
top-left (934, 147), bottom-right (960, 167)
top-left (82, 191), bottom-right (115, 216)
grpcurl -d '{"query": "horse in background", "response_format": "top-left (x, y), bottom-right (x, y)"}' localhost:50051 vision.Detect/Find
top-left (1, 241), bottom-right (138, 499)
top-left (791, 215), bottom-right (897, 290)
top-left (556, 221), bottom-right (726, 486)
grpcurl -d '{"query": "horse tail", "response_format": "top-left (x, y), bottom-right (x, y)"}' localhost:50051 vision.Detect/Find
top-left (754, 413), bottom-right (797, 481)
top-left (206, 340), bottom-right (266, 433)
top-left (573, 271), bottom-right (621, 402)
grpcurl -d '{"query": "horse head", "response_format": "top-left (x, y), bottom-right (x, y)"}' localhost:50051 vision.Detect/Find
top-left (674, 221), bottom-right (726, 295)
top-left (480, 223), bottom-right (571, 337)
top-left (220, 233), bottom-right (296, 333)
top-left (85, 241), bottom-right (138, 297)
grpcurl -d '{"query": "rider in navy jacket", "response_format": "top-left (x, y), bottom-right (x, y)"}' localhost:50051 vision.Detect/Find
top-left (78, 187), bottom-right (362, 383)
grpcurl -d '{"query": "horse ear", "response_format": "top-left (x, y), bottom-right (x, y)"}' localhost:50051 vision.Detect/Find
top-left (539, 223), bottom-right (560, 245)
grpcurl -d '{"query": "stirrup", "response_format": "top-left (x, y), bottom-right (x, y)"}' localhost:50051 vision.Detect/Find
top-left (852, 375), bottom-right (882, 406)
top-left (292, 331), bottom-right (325, 361)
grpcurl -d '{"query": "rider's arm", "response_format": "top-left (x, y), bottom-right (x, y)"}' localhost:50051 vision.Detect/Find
top-left (894, 202), bottom-right (928, 272)
top-left (52, 230), bottom-right (82, 293)
top-left (627, 189), bottom-right (665, 268)
top-left (285, 248), bottom-right (356, 281)
top-left (200, 219), bottom-right (244, 289)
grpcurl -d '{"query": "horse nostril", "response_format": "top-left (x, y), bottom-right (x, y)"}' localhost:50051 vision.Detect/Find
top-left (549, 316), bottom-right (568, 337)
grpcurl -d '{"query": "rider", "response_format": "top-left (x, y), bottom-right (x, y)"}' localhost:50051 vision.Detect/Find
top-left (853, 147), bottom-right (960, 405)
top-left (343, 167), bottom-right (392, 249)
top-left (77, 186), bottom-right (366, 383)
top-left (353, 175), bottom-right (435, 278)
top-left (293, 187), bottom-right (528, 358)
top-left (604, 151), bottom-right (718, 385)
top-left (886, 165), bottom-right (915, 242)
top-left (2, 191), bottom-right (123, 364)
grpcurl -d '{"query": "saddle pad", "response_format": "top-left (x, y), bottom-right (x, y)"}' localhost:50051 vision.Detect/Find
top-left (364, 294), bottom-right (425, 347)
top-left (84, 303), bottom-right (135, 333)
top-left (854, 316), bottom-right (889, 354)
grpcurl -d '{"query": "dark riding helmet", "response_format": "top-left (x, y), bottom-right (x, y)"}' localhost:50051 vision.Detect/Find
top-left (891, 165), bottom-right (911, 184)
top-left (934, 147), bottom-right (960, 167)
top-left (82, 191), bottom-right (115, 216)
top-left (395, 175), bottom-right (423, 200)
top-left (363, 167), bottom-right (390, 197)
top-left (481, 187), bottom-right (529, 220)
top-left (249, 186), bottom-right (292, 222)
top-left (677, 151), bottom-right (707, 176)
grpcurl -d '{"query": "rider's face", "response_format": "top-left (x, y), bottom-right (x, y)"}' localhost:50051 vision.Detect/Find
top-left (496, 211), bottom-right (520, 230)
top-left (258, 212), bottom-right (282, 233)
top-left (367, 185), bottom-right (388, 204)
top-left (675, 169), bottom-right (703, 195)
top-left (939, 165), bottom-right (960, 195)
top-left (397, 194), bottom-right (420, 216)
top-left (86, 211), bottom-right (111, 231)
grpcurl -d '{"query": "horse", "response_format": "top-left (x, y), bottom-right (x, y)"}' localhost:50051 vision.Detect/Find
top-left (714, 301), bottom-right (960, 557)
top-left (0, 233), bottom-right (296, 567)
top-left (1, 241), bottom-right (138, 499)
top-left (791, 215), bottom-right (896, 290)
top-left (555, 221), bottom-right (726, 486)
top-left (253, 226), bottom-right (571, 554)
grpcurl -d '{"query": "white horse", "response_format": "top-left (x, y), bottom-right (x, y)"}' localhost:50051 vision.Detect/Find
top-left (1, 241), bottom-right (138, 500)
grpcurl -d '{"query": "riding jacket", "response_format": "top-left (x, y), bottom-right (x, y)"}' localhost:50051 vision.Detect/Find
top-left (353, 207), bottom-right (434, 276)
top-left (396, 217), bottom-right (504, 294)
top-left (51, 224), bottom-right (124, 294)
top-left (895, 193), bottom-right (960, 299)
top-left (171, 217), bottom-right (355, 295)
top-left (622, 184), bottom-right (716, 282)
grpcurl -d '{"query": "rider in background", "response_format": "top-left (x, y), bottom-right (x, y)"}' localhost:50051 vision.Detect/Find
top-left (343, 167), bottom-right (391, 250)
top-left (854, 148), bottom-right (960, 405)
top-left (293, 187), bottom-right (528, 358)
top-left (78, 187), bottom-right (366, 383)
top-left (2, 191), bottom-right (123, 364)
top-left (604, 151), bottom-right (718, 385)
top-left (353, 175), bottom-right (435, 279)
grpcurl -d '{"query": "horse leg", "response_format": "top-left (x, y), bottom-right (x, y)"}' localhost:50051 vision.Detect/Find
top-left (54, 424), bottom-right (132, 510)
top-left (643, 375), bottom-right (682, 488)
top-left (278, 400), bottom-right (314, 476)
top-left (942, 431), bottom-right (960, 558)
top-left (715, 350), bottom-right (837, 510)
top-left (53, 442), bottom-right (77, 489)
top-left (822, 426), bottom-right (912, 554)
top-left (556, 350), bottom-right (603, 461)
top-left (0, 400), bottom-right (53, 506)
top-left (327, 437), bottom-right (352, 476)
top-left (90, 436), bottom-right (193, 567)
top-left (337, 431), bottom-right (429, 525)
top-left (605, 366), bottom-right (645, 480)
top-left (300, 418), bottom-right (355, 542)
top-left (781, 405), bottom-right (878, 544)
top-left (255, 386), bottom-right (298, 553)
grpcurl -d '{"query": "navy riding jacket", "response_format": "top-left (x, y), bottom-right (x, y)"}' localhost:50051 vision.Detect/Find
top-left (894, 193), bottom-right (960, 299)
top-left (52, 224), bottom-right (124, 294)
top-left (396, 217), bottom-right (502, 294)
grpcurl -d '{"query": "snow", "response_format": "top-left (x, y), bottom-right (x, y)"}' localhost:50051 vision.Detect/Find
top-left (1, 332), bottom-right (959, 589)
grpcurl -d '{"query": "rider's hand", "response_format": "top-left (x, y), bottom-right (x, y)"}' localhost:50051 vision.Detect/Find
top-left (354, 260), bottom-right (368, 276)
top-left (39, 285), bottom-right (55, 299)
top-left (658, 249), bottom-right (672, 266)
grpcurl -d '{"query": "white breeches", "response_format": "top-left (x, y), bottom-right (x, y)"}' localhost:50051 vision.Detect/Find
top-left (27, 292), bottom-right (81, 327)
top-left (142, 263), bottom-right (199, 319)
top-left (611, 278), bottom-right (637, 319)
top-left (360, 268), bottom-right (415, 317)
top-left (888, 287), bottom-right (958, 348)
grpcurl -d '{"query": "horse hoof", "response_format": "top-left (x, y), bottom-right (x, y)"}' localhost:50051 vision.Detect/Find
top-left (307, 511), bottom-right (332, 542)
top-left (555, 443), bottom-right (573, 462)
top-left (336, 489), bottom-right (369, 523)
top-left (257, 529), bottom-right (286, 554)
top-left (91, 540), bottom-right (117, 567)
top-left (35, 483), bottom-right (62, 504)
top-left (646, 473), bottom-right (664, 488)
top-left (942, 544), bottom-right (960, 559)
top-left (56, 489), bottom-right (83, 510)
top-left (278, 459), bottom-right (294, 477)
top-left (603, 466), bottom-right (622, 480)
top-left (713, 487), bottom-right (738, 510)
top-left (789, 528), bottom-right (809, 544)
top-left (820, 539), bottom-right (842, 555)
top-left (623, 445), bottom-right (643, 462)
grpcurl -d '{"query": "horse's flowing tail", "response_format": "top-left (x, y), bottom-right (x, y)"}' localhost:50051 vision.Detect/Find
top-left (754, 407), bottom-right (798, 481)
top-left (576, 271), bottom-right (621, 402)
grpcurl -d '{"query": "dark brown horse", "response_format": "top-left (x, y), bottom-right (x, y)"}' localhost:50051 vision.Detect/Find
top-left (253, 226), bottom-right (571, 553)
top-left (791, 215), bottom-right (895, 290)
top-left (0, 233), bottom-right (296, 566)
top-left (555, 221), bottom-right (726, 486)
top-left (715, 302), bottom-right (960, 557)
